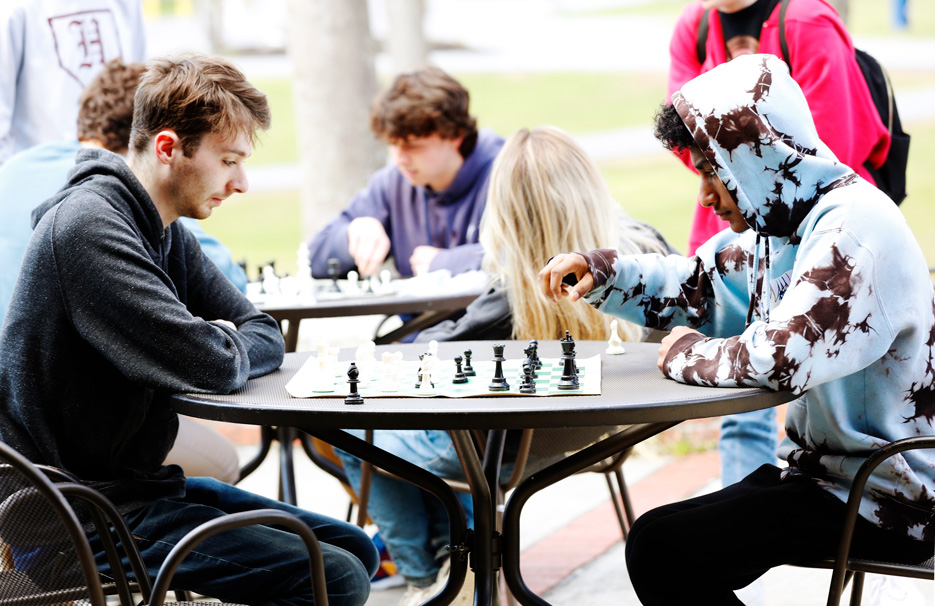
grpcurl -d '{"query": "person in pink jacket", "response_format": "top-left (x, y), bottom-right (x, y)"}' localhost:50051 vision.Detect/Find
top-left (668, 0), bottom-right (889, 256)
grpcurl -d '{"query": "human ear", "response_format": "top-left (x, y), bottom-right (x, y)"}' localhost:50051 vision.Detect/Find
top-left (153, 130), bottom-right (181, 165)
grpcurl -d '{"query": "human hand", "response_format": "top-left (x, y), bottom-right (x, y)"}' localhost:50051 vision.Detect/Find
top-left (657, 326), bottom-right (702, 372)
top-left (538, 253), bottom-right (593, 303)
top-left (212, 319), bottom-right (237, 331)
top-left (410, 245), bottom-right (440, 276)
top-left (347, 217), bottom-right (391, 276)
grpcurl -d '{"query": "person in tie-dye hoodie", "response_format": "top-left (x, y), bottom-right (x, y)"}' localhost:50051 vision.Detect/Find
top-left (540, 54), bottom-right (933, 604)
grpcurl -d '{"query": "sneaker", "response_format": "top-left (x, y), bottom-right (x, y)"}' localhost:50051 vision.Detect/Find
top-left (427, 558), bottom-right (474, 606)
top-left (863, 575), bottom-right (929, 606)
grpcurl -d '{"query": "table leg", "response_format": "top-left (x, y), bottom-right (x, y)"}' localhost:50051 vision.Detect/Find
top-left (305, 427), bottom-right (472, 605)
top-left (501, 422), bottom-right (679, 606)
top-left (278, 426), bottom-right (299, 505)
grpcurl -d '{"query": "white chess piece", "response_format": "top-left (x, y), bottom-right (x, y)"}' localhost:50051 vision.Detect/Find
top-left (428, 340), bottom-right (439, 358)
top-left (417, 354), bottom-right (436, 394)
top-left (346, 270), bottom-right (360, 293)
top-left (379, 269), bottom-right (393, 293)
top-left (261, 265), bottom-right (280, 297)
top-left (381, 351), bottom-right (399, 392)
top-left (311, 355), bottom-right (335, 392)
top-left (605, 319), bottom-right (626, 355)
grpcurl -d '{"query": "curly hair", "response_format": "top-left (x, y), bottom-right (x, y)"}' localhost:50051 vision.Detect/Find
top-left (76, 59), bottom-right (146, 154)
top-left (652, 101), bottom-right (695, 152)
top-left (370, 66), bottom-right (478, 158)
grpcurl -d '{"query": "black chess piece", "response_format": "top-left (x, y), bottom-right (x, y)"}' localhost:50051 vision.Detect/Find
top-left (528, 339), bottom-right (542, 369)
top-left (462, 349), bottom-right (476, 376)
top-left (557, 336), bottom-right (579, 390)
top-left (345, 363), bottom-right (364, 405)
top-left (415, 353), bottom-right (424, 388)
top-left (488, 344), bottom-right (510, 391)
top-left (452, 355), bottom-right (468, 384)
top-left (522, 345), bottom-right (539, 379)
top-left (519, 362), bottom-right (536, 394)
top-left (327, 257), bottom-right (341, 292)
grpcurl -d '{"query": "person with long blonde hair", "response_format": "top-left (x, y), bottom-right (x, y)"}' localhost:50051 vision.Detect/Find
top-left (420, 125), bottom-right (671, 343)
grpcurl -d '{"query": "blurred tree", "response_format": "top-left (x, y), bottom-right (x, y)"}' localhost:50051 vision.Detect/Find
top-left (286, 0), bottom-right (385, 242)
top-left (386, 0), bottom-right (428, 74)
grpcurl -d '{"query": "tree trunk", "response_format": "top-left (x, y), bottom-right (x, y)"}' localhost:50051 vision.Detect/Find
top-left (286, 0), bottom-right (386, 243)
top-left (385, 0), bottom-right (428, 75)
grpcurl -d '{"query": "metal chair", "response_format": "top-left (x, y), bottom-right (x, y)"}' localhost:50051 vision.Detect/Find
top-left (0, 440), bottom-right (330, 606)
top-left (792, 436), bottom-right (935, 606)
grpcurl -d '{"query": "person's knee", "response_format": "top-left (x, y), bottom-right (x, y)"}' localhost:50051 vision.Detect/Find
top-left (625, 510), bottom-right (672, 594)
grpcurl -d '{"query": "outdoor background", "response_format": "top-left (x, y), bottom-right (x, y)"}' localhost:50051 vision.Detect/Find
top-left (145, 0), bottom-right (934, 281)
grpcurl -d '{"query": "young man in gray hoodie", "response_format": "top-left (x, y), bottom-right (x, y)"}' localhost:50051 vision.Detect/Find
top-left (0, 54), bottom-right (377, 606)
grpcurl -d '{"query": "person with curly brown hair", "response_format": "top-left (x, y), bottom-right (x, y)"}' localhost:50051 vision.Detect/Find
top-left (306, 65), bottom-right (504, 279)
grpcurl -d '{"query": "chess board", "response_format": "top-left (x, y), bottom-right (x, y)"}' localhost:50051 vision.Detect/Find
top-left (285, 355), bottom-right (601, 398)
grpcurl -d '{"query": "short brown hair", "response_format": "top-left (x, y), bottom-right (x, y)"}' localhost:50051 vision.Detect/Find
top-left (129, 54), bottom-right (271, 157)
top-left (370, 66), bottom-right (478, 157)
top-left (76, 58), bottom-right (146, 153)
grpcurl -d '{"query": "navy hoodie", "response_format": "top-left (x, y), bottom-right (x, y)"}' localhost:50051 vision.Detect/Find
top-left (0, 148), bottom-right (284, 512)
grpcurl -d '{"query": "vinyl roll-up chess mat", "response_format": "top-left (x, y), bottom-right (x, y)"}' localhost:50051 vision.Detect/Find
top-left (285, 355), bottom-right (601, 398)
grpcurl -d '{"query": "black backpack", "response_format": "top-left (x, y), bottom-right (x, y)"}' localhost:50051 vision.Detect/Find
top-left (695, 0), bottom-right (908, 204)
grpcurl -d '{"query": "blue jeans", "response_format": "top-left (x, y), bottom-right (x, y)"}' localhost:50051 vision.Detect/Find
top-left (719, 408), bottom-right (779, 487)
top-left (90, 477), bottom-right (378, 606)
top-left (335, 430), bottom-right (475, 586)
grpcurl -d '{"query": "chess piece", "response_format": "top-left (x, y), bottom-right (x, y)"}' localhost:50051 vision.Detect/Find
top-left (261, 265), bottom-right (280, 296)
top-left (345, 363), bottom-right (364, 405)
top-left (488, 344), bottom-right (510, 391)
top-left (452, 355), bottom-right (468, 384)
top-left (522, 345), bottom-right (539, 379)
top-left (518, 362), bottom-right (536, 394)
top-left (346, 270), bottom-right (360, 293)
top-left (605, 319), bottom-right (626, 355)
top-left (381, 351), bottom-right (399, 392)
top-left (327, 257), bottom-right (341, 292)
top-left (418, 354), bottom-right (436, 394)
top-left (379, 269), bottom-right (393, 294)
top-left (557, 334), bottom-right (580, 390)
top-left (463, 349), bottom-right (476, 376)
top-left (528, 340), bottom-right (542, 369)
top-left (415, 353), bottom-right (425, 388)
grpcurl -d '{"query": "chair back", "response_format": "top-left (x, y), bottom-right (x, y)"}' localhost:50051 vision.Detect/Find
top-left (0, 441), bottom-right (106, 606)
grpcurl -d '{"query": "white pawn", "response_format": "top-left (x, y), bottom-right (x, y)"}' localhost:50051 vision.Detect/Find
top-left (261, 265), bottom-right (280, 297)
top-left (605, 319), bottom-right (626, 355)
top-left (311, 355), bottom-right (335, 392)
top-left (379, 269), bottom-right (393, 294)
top-left (381, 351), bottom-right (399, 392)
top-left (428, 340), bottom-right (439, 358)
top-left (346, 270), bottom-right (360, 293)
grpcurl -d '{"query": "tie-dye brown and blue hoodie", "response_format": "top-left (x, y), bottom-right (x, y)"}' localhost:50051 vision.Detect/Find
top-left (582, 55), bottom-right (934, 541)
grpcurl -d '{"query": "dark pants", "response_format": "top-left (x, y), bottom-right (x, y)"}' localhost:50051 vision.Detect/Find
top-left (90, 477), bottom-right (379, 606)
top-left (625, 465), bottom-right (932, 606)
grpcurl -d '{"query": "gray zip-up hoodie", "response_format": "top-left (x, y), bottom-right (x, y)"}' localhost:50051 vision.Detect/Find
top-left (0, 148), bottom-right (283, 511)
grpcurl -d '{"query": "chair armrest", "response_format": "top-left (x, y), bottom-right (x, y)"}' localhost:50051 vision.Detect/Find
top-left (829, 436), bottom-right (935, 601)
top-left (148, 509), bottom-right (328, 606)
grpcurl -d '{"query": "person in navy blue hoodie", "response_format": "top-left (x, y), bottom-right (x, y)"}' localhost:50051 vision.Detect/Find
top-left (307, 66), bottom-right (504, 279)
top-left (0, 54), bottom-right (377, 606)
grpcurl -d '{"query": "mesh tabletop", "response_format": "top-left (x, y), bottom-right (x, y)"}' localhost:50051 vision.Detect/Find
top-left (171, 341), bottom-right (796, 430)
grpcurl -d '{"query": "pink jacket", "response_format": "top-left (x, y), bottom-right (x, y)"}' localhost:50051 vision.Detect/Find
top-left (668, 0), bottom-right (889, 254)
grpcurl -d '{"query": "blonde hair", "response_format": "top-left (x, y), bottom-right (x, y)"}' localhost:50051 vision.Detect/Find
top-left (480, 126), bottom-right (667, 342)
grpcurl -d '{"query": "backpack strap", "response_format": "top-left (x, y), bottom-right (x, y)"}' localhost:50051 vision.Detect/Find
top-left (696, 9), bottom-right (711, 65)
top-left (778, 0), bottom-right (792, 75)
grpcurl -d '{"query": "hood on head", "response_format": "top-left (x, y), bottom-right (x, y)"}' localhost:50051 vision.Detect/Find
top-left (672, 54), bottom-right (855, 238)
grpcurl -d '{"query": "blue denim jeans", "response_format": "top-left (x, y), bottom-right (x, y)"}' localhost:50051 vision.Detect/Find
top-left (335, 430), bottom-right (474, 586)
top-left (719, 408), bottom-right (779, 487)
top-left (90, 477), bottom-right (378, 606)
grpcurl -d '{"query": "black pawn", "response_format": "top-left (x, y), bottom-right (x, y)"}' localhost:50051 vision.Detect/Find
top-left (415, 354), bottom-right (424, 388)
top-left (488, 344), bottom-right (510, 391)
top-left (557, 337), bottom-right (579, 391)
top-left (462, 349), bottom-right (476, 376)
top-left (452, 355), bottom-right (468, 384)
top-left (327, 257), bottom-right (341, 292)
top-left (345, 363), bottom-right (364, 405)
top-left (519, 362), bottom-right (536, 394)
